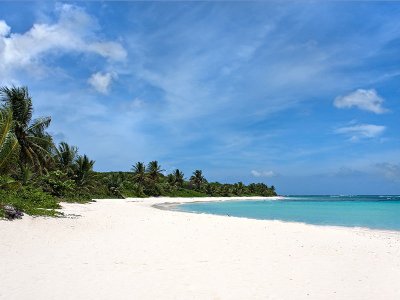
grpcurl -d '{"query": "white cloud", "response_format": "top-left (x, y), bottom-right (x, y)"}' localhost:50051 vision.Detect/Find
top-left (88, 72), bottom-right (116, 94)
top-left (0, 20), bottom-right (10, 36)
top-left (251, 170), bottom-right (276, 178)
top-left (0, 4), bottom-right (126, 80)
top-left (333, 89), bottom-right (388, 114)
top-left (335, 123), bottom-right (386, 141)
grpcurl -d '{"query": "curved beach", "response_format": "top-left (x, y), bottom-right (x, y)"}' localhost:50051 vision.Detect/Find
top-left (1, 197), bottom-right (400, 299)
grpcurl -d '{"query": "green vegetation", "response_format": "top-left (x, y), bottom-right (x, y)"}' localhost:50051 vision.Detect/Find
top-left (0, 85), bottom-right (277, 220)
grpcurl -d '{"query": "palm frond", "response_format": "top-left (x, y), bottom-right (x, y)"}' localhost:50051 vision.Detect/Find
top-left (0, 86), bottom-right (33, 127)
top-left (28, 116), bottom-right (51, 132)
top-left (1, 85), bottom-right (55, 173)
top-left (0, 108), bottom-right (19, 171)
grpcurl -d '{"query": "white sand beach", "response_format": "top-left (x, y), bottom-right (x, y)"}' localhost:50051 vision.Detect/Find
top-left (1, 197), bottom-right (400, 300)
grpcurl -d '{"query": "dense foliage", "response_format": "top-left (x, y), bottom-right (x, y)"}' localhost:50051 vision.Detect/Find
top-left (0, 85), bottom-right (277, 219)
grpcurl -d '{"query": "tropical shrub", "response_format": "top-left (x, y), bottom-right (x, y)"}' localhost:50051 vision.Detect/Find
top-left (105, 173), bottom-right (124, 198)
top-left (0, 175), bottom-right (20, 191)
top-left (0, 186), bottom-right (61, 218)
top-left (39, 170), bottom-right (76, 197)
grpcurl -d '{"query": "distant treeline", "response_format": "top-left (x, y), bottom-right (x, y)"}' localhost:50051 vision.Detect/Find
top-left (94, 168), bottom-right (276, 199)
top-left (0, 86), bottom-right (276, 219)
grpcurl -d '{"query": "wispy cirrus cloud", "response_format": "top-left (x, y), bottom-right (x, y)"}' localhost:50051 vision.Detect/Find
top-left (251, 170), bottom-right (277, 178)
top-left (333, 89), bottom-right (388, 114)
top-left (335, 123), bottom-right (386, 141)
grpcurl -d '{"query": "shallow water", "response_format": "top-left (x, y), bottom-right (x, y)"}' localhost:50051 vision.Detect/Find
top-left (176, 195), bottom-right (400, 231)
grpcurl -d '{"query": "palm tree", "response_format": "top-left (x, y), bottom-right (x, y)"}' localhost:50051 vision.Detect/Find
top-left (167, 173), bottom-right (176, 185)
top-left (132, 162), bottom-right (146, 186)
top-left (74, 154), bottom-right (95, 186)
top-left (106, 173), bottom-right (124, 197)
top-left (0, 108), bottom-right (18, 172)
top-left (234, 182), bottom-right (245, 196)
top-left (173, 169), bottom-right (184, 188)
top-left (147, 160), bottom-right (164, 182)
top-left (55, 142), bottom-right (78, 175)
top-left (270, 185), bottom-right (276, 195)
top-left (0, 86), bottom-right (53, 173)
top-left (190, 169), bottom-right (206, 190)
top-left (18, 164), bottom-right (33, 185)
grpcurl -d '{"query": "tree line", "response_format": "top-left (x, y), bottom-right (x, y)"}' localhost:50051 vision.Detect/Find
top-left (0, 86), bottom-right (276, 219)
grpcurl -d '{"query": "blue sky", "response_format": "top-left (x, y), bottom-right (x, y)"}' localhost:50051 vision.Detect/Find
top-left (0, 2), bottom-right (399, 194)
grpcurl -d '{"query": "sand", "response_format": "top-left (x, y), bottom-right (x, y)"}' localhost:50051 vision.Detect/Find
top-left (1, 197), bottom-right (400, 300)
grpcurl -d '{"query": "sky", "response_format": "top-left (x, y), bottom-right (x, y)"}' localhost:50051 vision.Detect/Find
top-left (0, 1), bottom-right (399, 194)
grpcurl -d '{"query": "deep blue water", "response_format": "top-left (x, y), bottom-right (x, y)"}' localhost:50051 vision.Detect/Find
top-left (176, 195), bottom-right (400, 231)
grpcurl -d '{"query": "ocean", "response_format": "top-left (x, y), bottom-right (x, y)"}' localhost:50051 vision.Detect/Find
top-left (176, 195), bottom-right (400, 231)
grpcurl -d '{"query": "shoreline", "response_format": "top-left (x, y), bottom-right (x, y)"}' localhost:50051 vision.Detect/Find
top-left (1, 197), bottom-right (400, 299)
top-left (150, 196), bottom-right (400, 235)
top-left (150, 195), bottom-right (283, 211)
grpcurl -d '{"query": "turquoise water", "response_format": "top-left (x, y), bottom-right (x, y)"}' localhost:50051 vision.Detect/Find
top-left (176, 195), bottom-right (400, 231)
